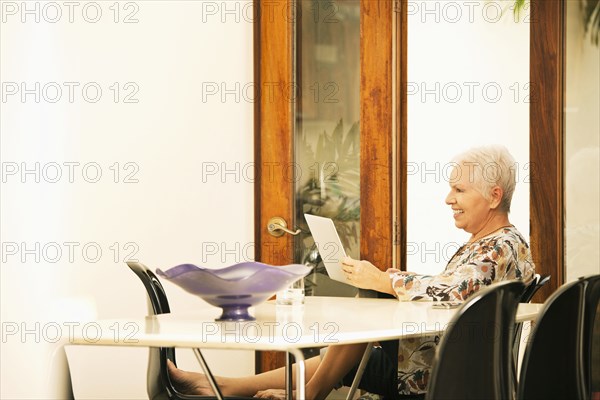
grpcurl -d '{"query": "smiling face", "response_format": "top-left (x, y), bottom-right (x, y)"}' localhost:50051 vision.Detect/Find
top-left (445, 163), bottom-right (500, 236)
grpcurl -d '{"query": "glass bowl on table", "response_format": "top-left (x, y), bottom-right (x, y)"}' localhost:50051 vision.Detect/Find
top-left (156, 262), bottom-right (311, 321)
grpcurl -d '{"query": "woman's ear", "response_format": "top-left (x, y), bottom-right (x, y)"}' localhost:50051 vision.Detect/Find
top-left (489, 186), bottom-right (503, 209)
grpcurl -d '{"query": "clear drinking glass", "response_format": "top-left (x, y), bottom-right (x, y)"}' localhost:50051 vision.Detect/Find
top-left (276, 277), bottom-right (305, 306)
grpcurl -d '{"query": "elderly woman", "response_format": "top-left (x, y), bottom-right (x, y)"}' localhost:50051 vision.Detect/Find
top-left (168, 145), bottom-right (536, 399)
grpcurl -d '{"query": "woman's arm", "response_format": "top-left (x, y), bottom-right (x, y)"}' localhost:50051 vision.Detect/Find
top-left (389, 239), bottom-right (522, 301)
top-left (342, 237), bottom-right (520, 302)
top-left (341, 254), bottom-right (475, 301)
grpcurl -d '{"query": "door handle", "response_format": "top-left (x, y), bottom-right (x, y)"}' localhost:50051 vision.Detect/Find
top-left (267, 217), bottom-right (301, 237)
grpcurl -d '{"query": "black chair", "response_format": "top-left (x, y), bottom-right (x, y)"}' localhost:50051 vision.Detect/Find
top-left (517, 279), bottom-right (587, 400)
top-left (513, 274), bottom-right (541, 356)
top-left (511, 274), bottom-right (551, 388)
top-left (126, 261), bottom-right (255, 400)
top-left (521, 274), bottom-right (551, 304)
top-left (425, 280), bottom-right (526, 400)
top-left (581, 274), bottom-right (600, 399)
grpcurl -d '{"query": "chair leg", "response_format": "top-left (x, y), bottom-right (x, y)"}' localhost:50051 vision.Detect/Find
top-left (346, 342), bottom-right (374, 400)
top-left (193, 348), bottom-right (224, 400)
top-left (285, 352), bottom-right (293, 397)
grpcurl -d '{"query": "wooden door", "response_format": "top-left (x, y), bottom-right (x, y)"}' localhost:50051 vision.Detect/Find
top-left (254, 0), bottom-right (405, 373)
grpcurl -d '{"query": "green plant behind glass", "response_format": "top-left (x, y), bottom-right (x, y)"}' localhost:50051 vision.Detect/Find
top-left (514, 0), bottom-right (600, 45)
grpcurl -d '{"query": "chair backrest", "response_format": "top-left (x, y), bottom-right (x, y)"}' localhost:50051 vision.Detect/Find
top-left (581, 274), bottom-right (600, 398)
top-left (520, 274), bottom-right (541, 303)
top-left (517, 279), bottom-right (587, 400)
top-left (513, 274), bottom-right (551, 351)
top-left (511, 274), bottom-right (551, 394)
top-left (523, 274), bottom-right (550, 303)
top-left (536, 275), bottom-right (551, 291)
top-left (127, 261), bottom-right (172, 315)
top-left (126, 262), bottom-right (177, 400)
top-left (425, 280), bottom-right (525, 400)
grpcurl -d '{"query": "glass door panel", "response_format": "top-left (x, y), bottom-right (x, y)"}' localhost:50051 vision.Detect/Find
top-left (564, 0), bottom-right (600, 281)
top-left (294, 0), bottom-right (360, 296)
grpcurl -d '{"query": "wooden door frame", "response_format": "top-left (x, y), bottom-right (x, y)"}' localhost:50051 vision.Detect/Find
top-left (529, 0), bottom-right (565, 300)
top-left (254, 0), bottom-right (295, 373)
top-left (395, 0), bottom-right (408, 272)
top-left (360, 0), bottom-right (397, 274)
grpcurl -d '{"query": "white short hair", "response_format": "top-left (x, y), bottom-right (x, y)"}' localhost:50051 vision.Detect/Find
top-left (452, 145), bottom-right (517, 213)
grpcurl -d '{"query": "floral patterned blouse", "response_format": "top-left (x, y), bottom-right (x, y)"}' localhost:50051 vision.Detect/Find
top-left (387, 226), bottom-right (536, 395)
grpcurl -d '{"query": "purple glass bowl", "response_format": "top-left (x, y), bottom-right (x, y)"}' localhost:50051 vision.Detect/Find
top-left (156, 262), bottom-right (311, 321)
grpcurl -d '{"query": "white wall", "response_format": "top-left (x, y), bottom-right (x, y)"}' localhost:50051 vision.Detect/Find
top-left (1, 1), bottom-right (255, 398)
top-left (407, 0), bottom-right (530, 274)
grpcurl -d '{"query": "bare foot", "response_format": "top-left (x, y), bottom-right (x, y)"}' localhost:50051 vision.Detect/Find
top-left (166, 359), bottom-right (218, 395)
top-left (255, 389), bottom-right (289, 400)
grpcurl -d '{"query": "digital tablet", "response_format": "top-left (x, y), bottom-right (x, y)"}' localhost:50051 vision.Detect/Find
top-left (304, 214), bottom-right (348, 283)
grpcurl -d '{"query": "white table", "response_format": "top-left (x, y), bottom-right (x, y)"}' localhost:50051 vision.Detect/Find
top-left (69, 297), bottom-right (542, 399)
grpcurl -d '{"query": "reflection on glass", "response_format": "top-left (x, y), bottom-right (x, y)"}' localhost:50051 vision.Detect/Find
top-left (565, 3), bottom-right (600, 391)
top-left (564, 1), bottom-right (600, 281)
top-left (294, 0), bottom-right (360, 296)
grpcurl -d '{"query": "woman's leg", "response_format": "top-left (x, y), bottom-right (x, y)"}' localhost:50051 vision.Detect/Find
top-left (168, 353), bottom-right (322, 396)
top-left (168, 343), bottom-right (368, 398)
top-left (304, 343), bottom-right (368, 400)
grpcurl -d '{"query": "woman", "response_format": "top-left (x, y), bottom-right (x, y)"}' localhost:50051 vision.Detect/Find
top-left (168, 145), bottom-right (536, 399)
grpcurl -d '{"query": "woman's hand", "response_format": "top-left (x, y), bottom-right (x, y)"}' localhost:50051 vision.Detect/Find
top-left (341, 256), bottom-right (394, 295)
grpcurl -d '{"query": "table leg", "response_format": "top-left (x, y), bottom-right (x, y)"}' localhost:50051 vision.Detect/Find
top-left (193, 348), bottom-right (224, 400)
top-left (346, 342), bottom-right (373, 400)
top-left (287, 349), bottom-right (306, 400)
top-left (285, 352), bottom-right (293, 397)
